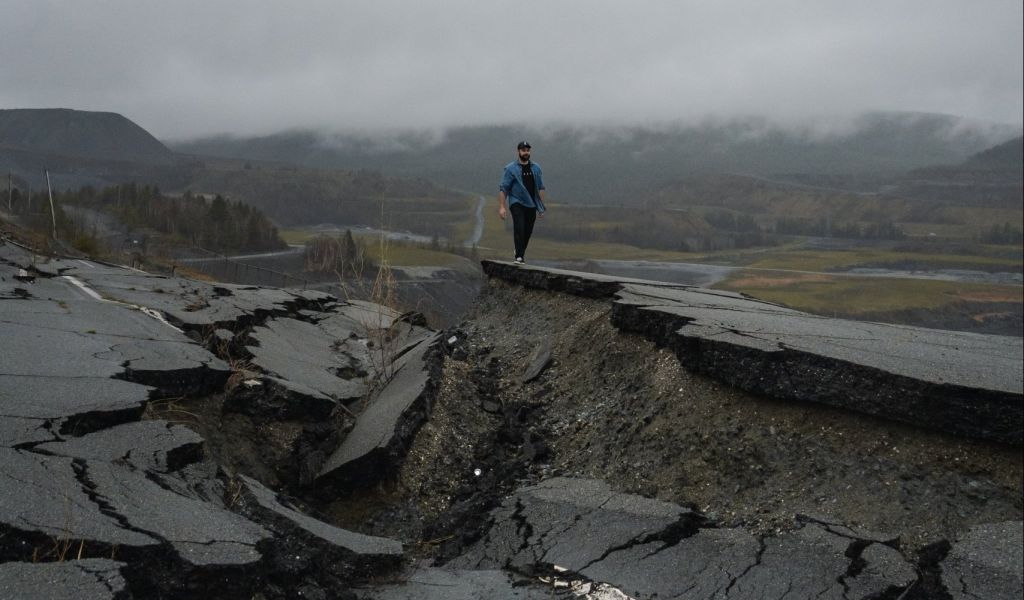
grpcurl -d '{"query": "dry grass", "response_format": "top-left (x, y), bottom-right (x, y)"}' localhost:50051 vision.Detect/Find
top-left (956, 289), bottom-right (1024, 303)
top-left (142, 396), bottom-right (202, 425)
top-left (716, 270), bottom-right (1022, 316)
top-left (725, 273), bottom-right (833, 287)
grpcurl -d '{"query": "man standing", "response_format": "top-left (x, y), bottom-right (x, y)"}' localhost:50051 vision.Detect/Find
top-left (498, 141), bottom-right (546, 263)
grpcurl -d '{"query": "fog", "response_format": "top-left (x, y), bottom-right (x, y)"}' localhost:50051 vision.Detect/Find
top-left (1, 1), bottom-right (1021, 139)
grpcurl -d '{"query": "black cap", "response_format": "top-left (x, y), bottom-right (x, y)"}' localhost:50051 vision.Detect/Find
top-left (517, 141), bottom-right (531, 150)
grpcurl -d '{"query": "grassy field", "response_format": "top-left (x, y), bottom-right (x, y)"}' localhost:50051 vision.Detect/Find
top-left (289, 208), bottom-right (1022, 277)
top-left (364, 241), bottom-right (465, 267)
top-left (287, 203), bottom-right (712, 264)
top-left (737, 247), bottom-right (1023, 272)
top-left (473, 202), bottom-right (707, 261)
top-left (715, 271), bottom-right (1022, 316)
top-left (279, 229), bottom-right (318, 245)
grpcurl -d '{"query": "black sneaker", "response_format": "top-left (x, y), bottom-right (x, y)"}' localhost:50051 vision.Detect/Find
top-left (514, 257), bottom-right (524, 264)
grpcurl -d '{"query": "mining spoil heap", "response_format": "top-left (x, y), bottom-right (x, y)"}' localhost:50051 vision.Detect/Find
top-left (1, 239), bottom-right (1021, 600)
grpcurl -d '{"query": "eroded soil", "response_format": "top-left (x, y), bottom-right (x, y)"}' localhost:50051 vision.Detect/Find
top-left (324, 279), bottom-right (1022, 560)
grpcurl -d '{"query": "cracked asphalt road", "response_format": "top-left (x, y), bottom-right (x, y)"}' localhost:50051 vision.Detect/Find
top-left (1, 239), bottom-right (1021, 599)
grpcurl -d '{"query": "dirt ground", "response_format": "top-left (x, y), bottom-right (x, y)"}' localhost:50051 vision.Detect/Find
top-left (327, 278), bottom-right (1021, 562)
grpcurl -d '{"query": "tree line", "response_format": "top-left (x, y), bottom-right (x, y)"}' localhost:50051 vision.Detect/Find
top-left (773, 217), bottom-right (906, 240)
top-left (533, 206), bottom-right (907, 254)
top-left (977, 223), bottom-right (1024, 245)
top-left (43, 183), bottom-right (287, 253)
top-left (304, 230), bottom-right (368, 277)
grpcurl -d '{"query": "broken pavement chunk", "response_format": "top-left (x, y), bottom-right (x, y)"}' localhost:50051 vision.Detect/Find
top-left (0, 448), bottom-right (157, 549)
top-left (612, 283), bottom-right (1024, 444)
top-left (520, 337), bottom-right (553, 383)
top-left (455, 476), bottom-right (919, 599)
top-left (0, 559), bottom-right (128, 600)
top-left (224, 375), bottom-right (338, 421)
top-left (35, 420), bottom-right (204, 472)
top-left (728, 521), bottom-right (916, 600)
top-left (452, 476), bottom-right (702, 575)
top-left (237, 475), bottom-right (402, 567)
top-left (364, 566), bottom-right (554, 599)
top-left (481, 260), bottom-right (1023, 445)
top-left (317, 335), bottom-right (441, 488)
top-left (941, 521), bottom-right (1023, 600)
top-left (247, 317), bottom-right (367, 402)
top-left (335, 299), bottom-right (404, 330)
top-left (1, 445), bottom-right (270, 568)
top-left (82, 459), bottom-right (269, 566)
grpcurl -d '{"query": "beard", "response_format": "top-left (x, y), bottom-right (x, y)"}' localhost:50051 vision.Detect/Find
top-left (519, 152), bottom-right (530, 162)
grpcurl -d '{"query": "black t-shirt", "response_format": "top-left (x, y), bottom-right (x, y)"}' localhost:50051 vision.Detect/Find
top-left (520, 162), bottom-right (538, 201)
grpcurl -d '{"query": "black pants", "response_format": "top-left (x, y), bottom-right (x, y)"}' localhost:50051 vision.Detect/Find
top-left (510, 203), bottom-right (537, 259)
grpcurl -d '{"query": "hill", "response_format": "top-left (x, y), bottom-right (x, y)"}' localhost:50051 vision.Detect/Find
top-left (887, 135), bottom-right (1024, 208)
top-left (172, 112), bottom-right (1022, 204)
top-left (639, 133), bottom-right (1022, 242)
top-left (4, 107), bottom-right (1018, 246)
top-left (962, 135), bottom-right (1024, 172)
top-left (0, 109), bottom-right (471, 237)
top-left (0, 108), bottom-right (175, 165)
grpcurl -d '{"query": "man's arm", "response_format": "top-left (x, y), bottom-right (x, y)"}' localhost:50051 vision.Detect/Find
top-left (498, 165), bottom-right (513, 220)
top-left (534, 164), bottom-right (546, 216)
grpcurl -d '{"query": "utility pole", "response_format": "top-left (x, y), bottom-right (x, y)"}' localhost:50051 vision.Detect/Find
top-left (45, 169), bottom-right (57, 239)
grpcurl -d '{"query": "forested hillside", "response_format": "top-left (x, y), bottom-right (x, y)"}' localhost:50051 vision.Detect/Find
top-left (173, 112), bottom-right (1022, 204)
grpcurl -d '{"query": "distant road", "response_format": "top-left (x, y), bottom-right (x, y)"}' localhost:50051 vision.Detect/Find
top-left (463, 196), bottom-right (486, 247)
top-left (175, 245), bottom-right (304, 264)
top-left (730, 173), bottom-right (880, 196)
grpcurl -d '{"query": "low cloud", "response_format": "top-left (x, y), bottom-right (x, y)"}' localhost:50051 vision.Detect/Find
top-left (1, 1), bottom-right (1021, 139)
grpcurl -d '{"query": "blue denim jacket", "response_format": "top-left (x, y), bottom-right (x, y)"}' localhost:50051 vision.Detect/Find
top-left (499, 161), bottom-right (546, 212)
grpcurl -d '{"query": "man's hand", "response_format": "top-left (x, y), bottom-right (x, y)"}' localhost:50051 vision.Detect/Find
top-left (498, 205), bottom-right (507, 220)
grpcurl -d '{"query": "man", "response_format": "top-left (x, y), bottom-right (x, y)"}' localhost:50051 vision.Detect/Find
top-left (498, 141), bottom-right (546, 263)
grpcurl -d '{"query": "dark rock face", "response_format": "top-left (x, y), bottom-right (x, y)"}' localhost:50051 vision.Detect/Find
top-left (483, 259), bottom-right (1023, 445)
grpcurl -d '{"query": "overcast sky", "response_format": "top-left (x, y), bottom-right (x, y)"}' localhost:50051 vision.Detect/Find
top-left (1, 1), bottom-right (1021, 139)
